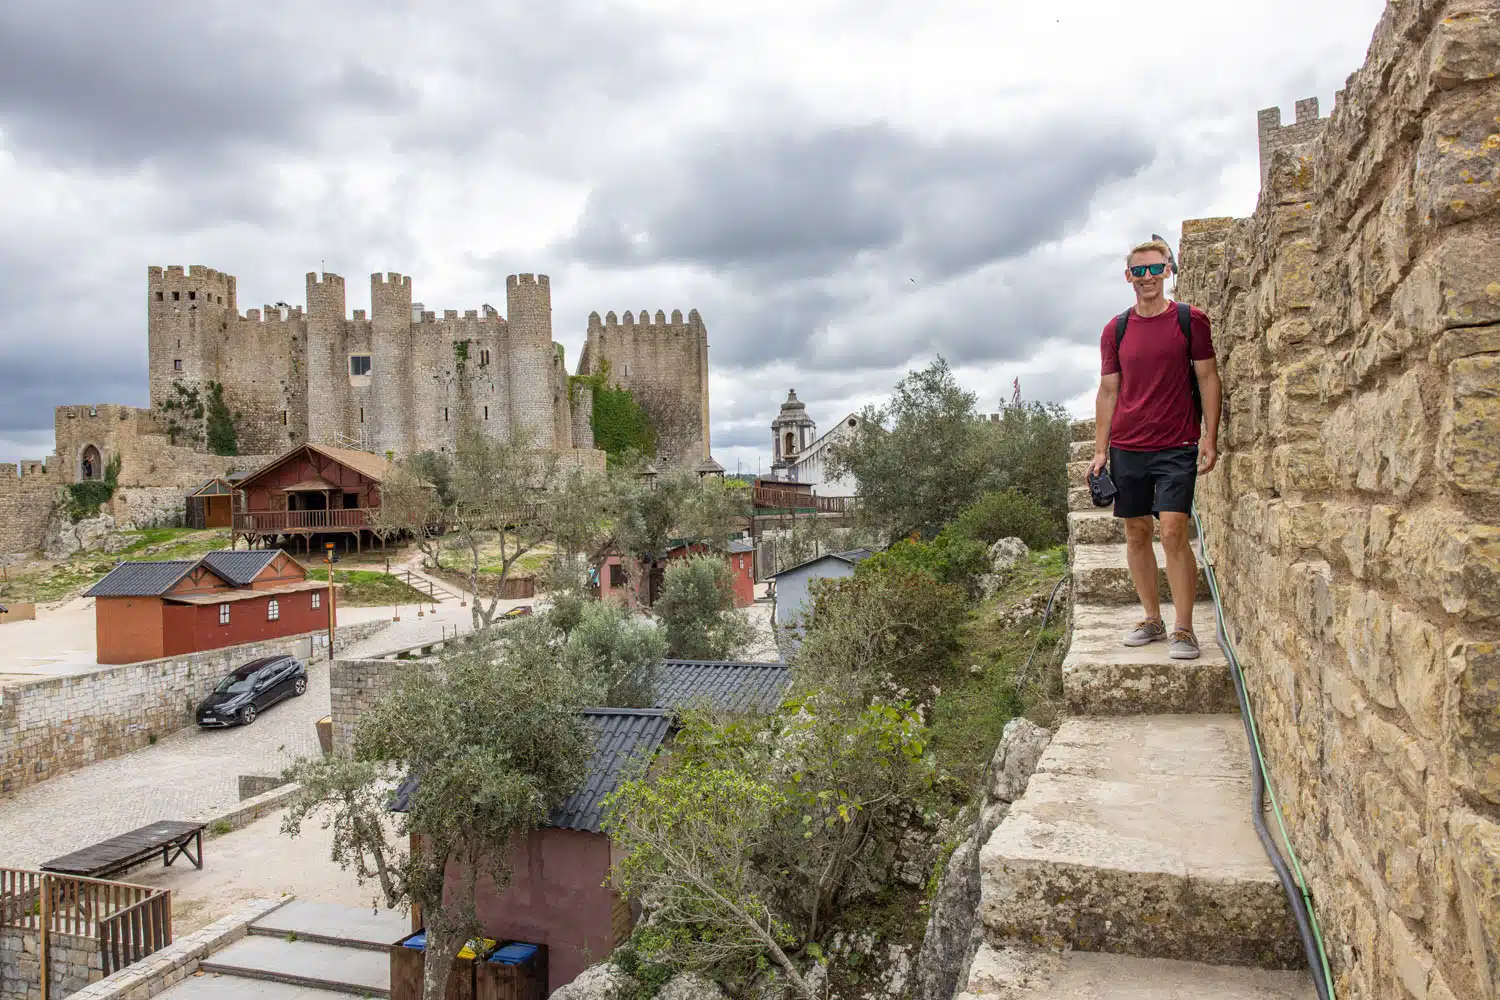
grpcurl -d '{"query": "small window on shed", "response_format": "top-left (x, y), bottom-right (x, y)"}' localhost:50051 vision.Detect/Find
top-left (267, 599), bottom-right (280, 621)
top-left (312, 592), bottom-right (321, 610)
top-left (219, 604), bottom-right (230, 625)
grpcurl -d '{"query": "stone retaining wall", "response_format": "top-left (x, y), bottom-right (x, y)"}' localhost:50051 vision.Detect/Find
top-left (1175, 5), bottom-right (1500, 998)
top-left (0, 620), bottom-right (389, 796)
top-left (0, 927), bottom-right (102, 1000)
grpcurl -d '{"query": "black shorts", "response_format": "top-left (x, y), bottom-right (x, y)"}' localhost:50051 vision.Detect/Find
top-left (1110, 445), bottom-right (1198, 519)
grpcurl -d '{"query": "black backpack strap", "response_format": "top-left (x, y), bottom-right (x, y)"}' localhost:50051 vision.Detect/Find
top-left (1176, 301), bottom-right (1192, 341)
top-left (1176, 302), bottom-right (1204, 422)
top-left (1114, 310), bottom-right (1131, 346)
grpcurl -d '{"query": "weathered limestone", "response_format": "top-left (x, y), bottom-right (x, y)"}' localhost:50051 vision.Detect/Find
top-left (979, 716), bottom-right (1301, 970)
top-left (1169, 4), bottom-right (1500, 996)
top-left (1070, 542), bottom-right (1209, 604)
top-left (957, 943), bottom-right (1315, 1000)
top-left (1067, 510), bottom-right (1198, 547)
top-left (1063, 603), bottom-right (1236, 715)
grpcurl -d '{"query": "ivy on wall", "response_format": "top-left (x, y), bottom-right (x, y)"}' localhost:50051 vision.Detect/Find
top-left (65, 453), bottom-right (122, 522)
top-left (571, 362), bottom-right (657, 463)
top-left (205, 381), bottom-right (238, 456)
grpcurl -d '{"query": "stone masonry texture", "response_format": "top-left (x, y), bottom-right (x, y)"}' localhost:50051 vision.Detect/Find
top-left (1175, 5), bottom-right (1500, 998)
top-left (0, 619), bottom-right (389, 797)
top-left (0, 928), bottom-right (104, 1000)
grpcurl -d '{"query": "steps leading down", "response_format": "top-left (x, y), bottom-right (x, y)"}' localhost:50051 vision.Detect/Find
top-left (972, 418), bottom-right (1314, 998)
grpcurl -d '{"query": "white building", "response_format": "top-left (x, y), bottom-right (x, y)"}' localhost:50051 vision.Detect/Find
top-left (767, 389), bottom-right (864, 498)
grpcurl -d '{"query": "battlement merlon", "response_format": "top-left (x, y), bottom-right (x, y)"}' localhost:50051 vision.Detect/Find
top-left (149, 264), bottom-right (237, 311)
top-left (506, 273), bottom-right (550, 289)
top-left (370, 271), bottom-right (414, 323)
top-left (1256, 97), bottom-right (1329, 185)
top-left (591, 307), bottom-right (705, 332)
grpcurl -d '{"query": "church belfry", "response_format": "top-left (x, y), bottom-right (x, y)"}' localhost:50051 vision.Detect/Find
top-left (770, 389), bottom-right (817, 480)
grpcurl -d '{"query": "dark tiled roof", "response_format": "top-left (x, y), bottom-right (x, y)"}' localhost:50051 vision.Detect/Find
top-left (84, 561), bottom-right (198, 598)
top-left (199, 550), bottom-right (279, 586)
top-left (767, 547), bottom-right (874, 579)
top-left (728, 539), bottom-right (754, 554)
top-left (388, 709), bottom-right (673, 836)
top-left (654, 660), bottom-right (790, 715)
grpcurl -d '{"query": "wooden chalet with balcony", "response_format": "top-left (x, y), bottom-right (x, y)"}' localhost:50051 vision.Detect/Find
top-left (230, 443), bottom-right (394, 553)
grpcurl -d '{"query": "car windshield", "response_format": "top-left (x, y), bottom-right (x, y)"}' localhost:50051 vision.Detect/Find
top-left (215, 665), bottom-right (268, 694)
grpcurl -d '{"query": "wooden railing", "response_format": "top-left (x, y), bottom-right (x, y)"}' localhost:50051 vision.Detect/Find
top-left (751, 487), bottom-right (849, 514)
top-left (0, 868), bottom-right (173, 983)
top-left (233, 508), bottom-right (371, 533)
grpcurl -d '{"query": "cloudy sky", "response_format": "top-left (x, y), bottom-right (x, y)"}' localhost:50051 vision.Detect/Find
top-left (0, 0), bottom-right (1385, 473)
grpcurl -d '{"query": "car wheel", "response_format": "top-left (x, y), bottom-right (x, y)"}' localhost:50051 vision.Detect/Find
top-left (293, 676), bottom-right (307, 697)
top-left (240, 705), bottom-right (257, 726)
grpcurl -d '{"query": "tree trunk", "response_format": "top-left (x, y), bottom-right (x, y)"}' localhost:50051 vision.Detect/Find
top-left (421, 918), bottom-right (466, 1000)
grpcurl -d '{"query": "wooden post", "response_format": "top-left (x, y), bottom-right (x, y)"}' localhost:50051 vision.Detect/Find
top-left (326, 543), bottom-right (336, 660)
top-left (39, 875), bottom-right (50, 1000)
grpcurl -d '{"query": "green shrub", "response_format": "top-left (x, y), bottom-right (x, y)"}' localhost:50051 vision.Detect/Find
top-left (859, 530), bottom-right (990, 595)
top-left (951, 489), bottom-right (1058, 550)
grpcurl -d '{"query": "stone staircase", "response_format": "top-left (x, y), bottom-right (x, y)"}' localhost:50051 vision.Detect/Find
top-left (967, 421), bottom-right (1316, 998)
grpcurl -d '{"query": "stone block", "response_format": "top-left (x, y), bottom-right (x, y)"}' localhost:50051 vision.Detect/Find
top-left (1394, 233), bottom-right (1500, 342)
top-left (1390, 606), bottom-right (1444, 741)
top-left (1362, 770), bottom-right (1428, 921)
top-left (1441, 354), bottom-right (1500, 498)
top-left (1266, 317), bottom-right (1315, 353)
top-left (1446, 640), bottom-right (1500, 803)
top-left (1386, 911), bottom-right (1436, 999)
top-left (1271, 443), bottom-right (1333, 495)
top-left (1448, 808), bottom-right (1500, 997)
top-left (1321, 370), bottom-right (1431, 501)
top-left (1342, 585), bottom-right (1396, 708)
top-left (1413, 59), bottom-right (1500, 229)
top-left (1381, 510), bottom-right (1500, 622)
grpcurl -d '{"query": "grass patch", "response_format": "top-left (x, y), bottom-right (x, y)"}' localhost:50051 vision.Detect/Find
top-left (434, 536), bottom-right (555, 578)
top-left (926, 546), bottom-right (1068, 797)
top-left (331, 569), bottom-right (432, 607)
top-left (0, 528), bottom-right (235, 604)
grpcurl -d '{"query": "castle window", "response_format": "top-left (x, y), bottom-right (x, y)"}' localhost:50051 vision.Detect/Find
top-left (267, 599), bottom-right (280, 622)
top-left (624, 362), bottom-right (631, 377)
top-left (172, 291), bottom-right (180, 301)
top-left (217, 296), bottom-right (223, 305)
top-left (219, 604), bottom-right (230, 625)
top-left (156, 291), bottom-right (164, 302)
top-left (188, 290), bottom-right (196, 301)
top-left (349, 355), bottom-right (372, 377)
top-left (173, 359), bottom-right (183, 371)
top-left (280, 410), bottom-right (287, 425)
top-left (359, 407), bottom-right (365, 423)
top-left (444, 407), bottom-right (449, 422)
top-left (480, 349), bottom-right (490, 366)
top-left (484, 406), bottom-right (489, 420)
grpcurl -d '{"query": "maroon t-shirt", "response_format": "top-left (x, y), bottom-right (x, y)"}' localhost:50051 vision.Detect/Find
top-left (1100, 303), bottom-right (1215, 452)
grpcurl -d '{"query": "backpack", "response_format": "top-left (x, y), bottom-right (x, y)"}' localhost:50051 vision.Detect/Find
top-left (1115, 301), bottom-right (1201, 425)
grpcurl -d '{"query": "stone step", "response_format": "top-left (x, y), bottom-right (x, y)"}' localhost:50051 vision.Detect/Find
top-left (1067, 510), bottom-right (1197, 547)
top-left (1070, 418), bottom-right (1096, 443)
top-left (962, 943), bottom-right (1315, 999)
top-left (978, 715), bottom-right (1304, 970)
top-left (1067, 459), bottom-right (1093, 488)
top-left (1069, 485), bottom-right (1095, 513)
top-left (249, 900), bottom-right (411, 952)
top-left (157, 973), bottom-right (355, 1000)
top-left (1063, 603), bottom-right (1238, 716)
top-left (199, 936), bottom-right (390, 997)
top-left (1069, 439), bottom-right (1096, 462)
top-left (1071, 542), bottom-right (1210, 605)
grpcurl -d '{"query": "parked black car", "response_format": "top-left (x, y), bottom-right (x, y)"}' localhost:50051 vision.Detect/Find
top-left (196, 654), bottom-right (307, 727)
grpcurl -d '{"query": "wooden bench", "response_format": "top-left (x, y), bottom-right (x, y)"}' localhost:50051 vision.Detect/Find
top-left (40, 821), bottom-right (205, 880)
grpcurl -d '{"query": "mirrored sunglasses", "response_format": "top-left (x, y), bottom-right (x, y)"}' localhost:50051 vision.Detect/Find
top-left (1130, 263), bottom-right (1167, 277)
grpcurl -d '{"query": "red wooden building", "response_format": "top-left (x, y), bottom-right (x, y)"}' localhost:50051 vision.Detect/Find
top-left (84, 550), bottom-right (335, 664)
top-left (231, 443), bottom-right (393, 553)
top-left (596, 539), bottom-right (755, 609)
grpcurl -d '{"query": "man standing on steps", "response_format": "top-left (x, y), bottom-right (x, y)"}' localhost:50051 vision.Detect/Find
top-left (1087, 238), bottom-right (1221, 660)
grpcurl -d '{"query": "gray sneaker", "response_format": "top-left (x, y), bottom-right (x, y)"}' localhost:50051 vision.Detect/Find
top-left (1169, 629), bottom-right (1201, 660)
top-left (1123, 618), bottom-right (1167, 647)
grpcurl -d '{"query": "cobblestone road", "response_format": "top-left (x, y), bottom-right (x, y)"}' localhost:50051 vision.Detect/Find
top-left (0, 657), bottom-right (332, 870)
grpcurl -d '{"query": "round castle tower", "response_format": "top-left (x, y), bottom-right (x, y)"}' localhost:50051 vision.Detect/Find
top-left (147, 265), bottom-right (236, 410)
top-left (305, 272), bottom-right (347, 447)
top-left (370, 272), bottom-right (414, 455)
top-left (505, 274), bottom-right (556, 450)
top-left (771, 389), bottom-right (817, 479)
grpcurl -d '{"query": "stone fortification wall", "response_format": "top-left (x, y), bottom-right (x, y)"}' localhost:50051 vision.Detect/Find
top-left (0, 927), bottom-right (103, 1000)
top-left (578, 307), bottom-right (710, 469)
top-left (51, 405), bottom-right (273, 489)
top-left (0, 462), bottom-right (60, 561)
top-left (0, 619), bottom-right (389, 796)
top-left (1175, 5), bottom-right (1500, 998)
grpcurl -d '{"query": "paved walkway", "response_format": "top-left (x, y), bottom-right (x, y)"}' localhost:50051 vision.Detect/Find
top-left (0, 657), bottom-right (332, 870)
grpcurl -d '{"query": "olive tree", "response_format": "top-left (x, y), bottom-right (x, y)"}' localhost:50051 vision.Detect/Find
top-left (280, 638), bottom-right (593, 1000)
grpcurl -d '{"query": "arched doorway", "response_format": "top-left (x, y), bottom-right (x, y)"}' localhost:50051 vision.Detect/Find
top-left (80, 445), bottom-right (102, 480)
top-left (784, 431), bottom-right (795, 456)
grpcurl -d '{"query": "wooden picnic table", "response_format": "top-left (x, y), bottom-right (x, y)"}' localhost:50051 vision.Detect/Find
top-left (39, 821), bottom-right (205, 880)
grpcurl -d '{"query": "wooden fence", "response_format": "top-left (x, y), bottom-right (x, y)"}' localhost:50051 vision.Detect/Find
top-left (0, 867), bottom-right (173, 992)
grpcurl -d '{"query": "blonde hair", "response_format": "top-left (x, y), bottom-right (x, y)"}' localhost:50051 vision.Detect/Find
top-left (1125, 239), bottom-right (1172, 265)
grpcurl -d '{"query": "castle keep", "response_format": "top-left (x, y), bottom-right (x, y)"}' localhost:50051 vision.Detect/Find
top-left (148, 266), bottom-right (709, 463)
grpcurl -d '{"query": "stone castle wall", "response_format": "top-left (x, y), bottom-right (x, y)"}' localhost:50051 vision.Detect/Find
top-left (0, 462), bottom-right (60, 562)
top-left (578, 307), bottom-right (711, 469)
top-left (1175, 5), bottom-right (1500, 998)
top-left (0, 927), bottom-right (103, 1000)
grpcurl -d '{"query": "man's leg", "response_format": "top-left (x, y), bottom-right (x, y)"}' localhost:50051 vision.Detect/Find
top-left (1110, 448), bottom-right (1166, 645)
top-left (1124, 516), bottom-right (1161, 620)
top-left (1159, 512), bottom-right (1196, 630)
